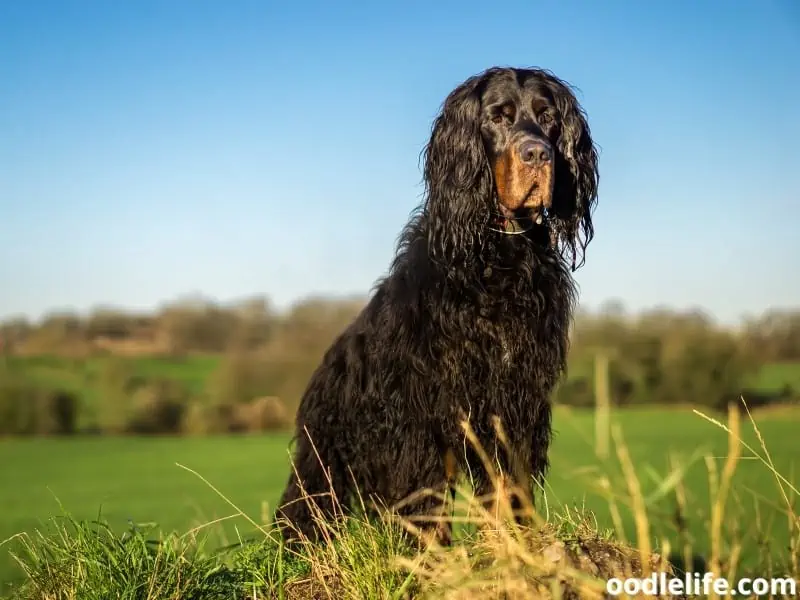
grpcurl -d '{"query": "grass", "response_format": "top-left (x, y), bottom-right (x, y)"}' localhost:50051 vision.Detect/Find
top-left (1, 404), bottom-right (799, 598)
top-left (2, 355), bottom-right (219, 396)
top-left (751, 362), bottom-right (800, 393)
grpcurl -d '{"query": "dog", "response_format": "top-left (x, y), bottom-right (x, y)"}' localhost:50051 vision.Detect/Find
top-left (276, 66), bottom-right (599, 545)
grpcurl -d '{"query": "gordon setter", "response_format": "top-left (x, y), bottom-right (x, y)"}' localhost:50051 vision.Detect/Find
top-left (276, 66), bottom-right (599, 544)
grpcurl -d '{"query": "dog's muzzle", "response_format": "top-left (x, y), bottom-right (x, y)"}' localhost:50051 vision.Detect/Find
top-left (491, 133), bottom-right (556, 236)
top-left (517, 138), bottom-right (553, 169)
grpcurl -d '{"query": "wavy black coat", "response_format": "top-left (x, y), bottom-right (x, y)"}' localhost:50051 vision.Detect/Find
top-left (276, 67), bottom-right (599, 541)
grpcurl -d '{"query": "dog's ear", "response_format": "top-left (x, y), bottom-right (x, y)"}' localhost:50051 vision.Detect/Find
top-left (422, 72), bottom-right (493, 269)
top-left (547, 75), bottom-right (599, 270)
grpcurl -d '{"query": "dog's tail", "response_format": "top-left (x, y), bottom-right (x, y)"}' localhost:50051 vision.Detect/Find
top-left (275, 430), bottom-right (347, 543)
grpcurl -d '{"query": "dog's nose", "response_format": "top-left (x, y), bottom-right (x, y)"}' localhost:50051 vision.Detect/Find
top-left (518, 139), bottom-right (552, 166)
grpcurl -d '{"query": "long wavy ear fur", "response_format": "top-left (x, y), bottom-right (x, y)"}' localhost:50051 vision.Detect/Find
top-left (545, 73), bottom-right (599, 270)
top-left (422, 72), bottom-right (494, 270)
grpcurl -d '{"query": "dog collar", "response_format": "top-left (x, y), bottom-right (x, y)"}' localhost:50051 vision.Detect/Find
top-left (489, 215), bottom-right (533, 235)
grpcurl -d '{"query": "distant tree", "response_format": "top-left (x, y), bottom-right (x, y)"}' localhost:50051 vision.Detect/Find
top-left (225, 295), bottom-right (276, 351)
top-left (567, 307), bottom-right (762, 408)
top-left (21, 311), bottom-right (88, 356)
top-left (85, 307), bottom-right (137, 340)
top-left (742, 309), bottom-right (800, 361)
top-left (157, 298), bottom-right (238, 354)
top-left (0, 316), bottom-right (32, 353)
top-left (125, 379), bottom-right (190, 434)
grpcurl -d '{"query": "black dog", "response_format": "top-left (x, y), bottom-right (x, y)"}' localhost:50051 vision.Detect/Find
top-left (276, 66), bottom-right (599, 544)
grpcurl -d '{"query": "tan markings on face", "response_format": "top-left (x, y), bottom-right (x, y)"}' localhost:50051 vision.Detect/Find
top-left (493, 146), bottom-right (554, 213)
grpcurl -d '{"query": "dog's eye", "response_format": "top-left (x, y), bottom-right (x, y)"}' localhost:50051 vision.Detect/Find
top-left (490, 104), bottom-right (515, 124)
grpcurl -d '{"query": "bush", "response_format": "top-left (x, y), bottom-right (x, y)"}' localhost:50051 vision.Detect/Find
top-left (0, 375), bottom-right (80, 436)
top-left (38, 389), bottom-right (79, 435)
top-left (181, 401), bottom-right (213, 436)
top-left (0, 376), bottom-right (39, 435)
top-left (94, 358), bottom-right (143, 431)
top-left (208, 349), bottom-right (278, 406)
top-left (229, 396), bottom-right (291, 432)
top-left (199, 396), bottom-right (292, 434)
top-left (251, 395), bottom-right (291, 430)
top-left (555, 377), bottom-right (594, 407)
top-left (124, 379), bottom-right (190, 435)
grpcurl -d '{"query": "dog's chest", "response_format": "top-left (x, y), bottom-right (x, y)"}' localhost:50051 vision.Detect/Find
top-left (471, 309), bottom-right (532, 373)
top-left (432, 261), bottom-right (571, 386)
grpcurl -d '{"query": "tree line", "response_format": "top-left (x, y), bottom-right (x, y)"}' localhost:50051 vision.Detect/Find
top-left (0, 295), bottom-right (798, 437)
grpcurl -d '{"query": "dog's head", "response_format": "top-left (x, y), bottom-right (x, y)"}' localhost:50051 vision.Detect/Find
top-left (423, 67), bottom-right (598, 270)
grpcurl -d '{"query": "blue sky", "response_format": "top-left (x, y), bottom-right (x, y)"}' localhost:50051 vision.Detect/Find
top-left (1, 0), bottom-right (798, 324)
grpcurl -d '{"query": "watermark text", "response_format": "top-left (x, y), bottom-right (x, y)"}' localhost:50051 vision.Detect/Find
top-left (606, 572), bottom-right (796, 597)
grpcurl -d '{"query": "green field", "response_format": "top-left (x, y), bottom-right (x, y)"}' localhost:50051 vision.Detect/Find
top-left (752, 361), bottom-right (800, 392)
top-left (2, 406), bottom-right (798, 593)
top-left (2, 355), bottom-right (220, 395)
